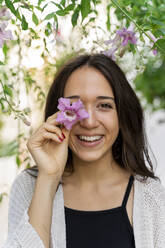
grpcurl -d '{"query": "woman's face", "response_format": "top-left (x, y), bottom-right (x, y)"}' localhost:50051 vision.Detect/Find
top-left (63, 66), bottom-right (119, 163)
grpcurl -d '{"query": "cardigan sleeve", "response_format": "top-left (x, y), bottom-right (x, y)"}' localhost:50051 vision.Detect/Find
top-left (154, 182), bottom-right (165, 248)
top-left (2, 171), bottom-right (45, 248)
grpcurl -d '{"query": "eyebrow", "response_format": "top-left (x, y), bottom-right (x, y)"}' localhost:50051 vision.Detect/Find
top-left (65, 95), bottom-right (115, 101)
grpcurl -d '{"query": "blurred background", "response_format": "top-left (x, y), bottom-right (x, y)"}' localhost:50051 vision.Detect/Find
top-left (0, 0), bottom-right (165, 246)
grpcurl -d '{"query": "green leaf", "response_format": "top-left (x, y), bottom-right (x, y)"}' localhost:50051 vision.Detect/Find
top-left (149, 16), bottom-right (163, 26)
top-left (129, 43), bottom-right (136, 54)
top-left (15, 7), bottom-right (21, 20)
top-left (35, 6), bottom-right (42, 11)
top-left (54, 14), bottom-right (58, 30)
top-left (71, 5), bottom-right (80, 27)
top-left (122, 0), bottom-right (132, 6)
top-left (3, 84), bottom-right (13, 97)
top-left (44, 12), bottom-right (55, 20)
top-left (32, 12), bottom-right (39, 25)
top-left (38, 0), bottom-right (45, 6)
top-left (16, 155), bottom-right (21, 167)
top-left (21, 15), bottom-right (28, 30)
top-left (47, 22), bottom-right (51, 29)
top-left (42, 3), bottom-right (48, 12)
top-left (5, 0), bottom-right (16, 15)
top-left (84, 17), bottom-right (96, 27)
top-left (0, 140), bottom-right (18, 157)
top-left (56, 9), bottom-right (68, 16)
top-left (0, 61), bottom-right (4, 65)
top-left (45, 22), bottom-right (52, 36)
top-left (45, 29), bottom-right (49, 36)
top-left (80, 0), bottom-right (91, 21)
top-left (29, 28), bottom-right (40, 39)
top-left (3, 72), bottom-right (8, 81)
top-left (154, 39), bottom-right (165, 53)
top-left (65, 3), bottom-right (75, 11)
top-left (5, 0), bottom-right (21, 20)
top-left (60, 0), bottom-right (66, 7)
top-left (106, 4), bottom-right (112, 31)
top-left (3, 43), bottom-right (9, 58)
top-left (0, 98), bottom-right (5, 110)
top-left (50, 1), bottom-right (63, 10)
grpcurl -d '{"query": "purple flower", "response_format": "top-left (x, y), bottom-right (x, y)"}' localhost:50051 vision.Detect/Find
top-left (116, 27), bottom-right (137, 46)
top-left (0, 21), bottom-right (13, 48)
top-left (147, 31), bottom-right (158, 56)
top-left (0, 7), bottom-right (11, 20)
top-left (56, 97), bottom-right (89, 130)
top-left (103, 26), bottom-right (137, 60)
top-left (153, 49), bottom-right (158, 55)
top-left (102, 46), bottom-right (117, 61)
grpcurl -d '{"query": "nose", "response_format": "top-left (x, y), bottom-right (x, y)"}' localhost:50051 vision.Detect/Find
top-left (79, 107), bottom-right (99, 129)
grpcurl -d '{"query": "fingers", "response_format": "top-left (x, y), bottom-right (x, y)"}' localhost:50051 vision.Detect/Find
top-left (27, 112), bottom-right (68, 152)
top-left (42, 131), bottom-right (63, 143)
top-left (43, 123), bottom-right (63, 140)
top-left (46, 111), bottom-right (70, 138)
top-left (46, 112), bottom-right (60, 125)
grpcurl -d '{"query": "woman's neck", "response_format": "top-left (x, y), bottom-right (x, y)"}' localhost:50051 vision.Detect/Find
top-left (63, 153), bottom-right (130, 188)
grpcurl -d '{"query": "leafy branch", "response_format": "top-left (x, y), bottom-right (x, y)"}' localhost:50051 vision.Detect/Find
top-left (111, 0), bottom-right (165, 54)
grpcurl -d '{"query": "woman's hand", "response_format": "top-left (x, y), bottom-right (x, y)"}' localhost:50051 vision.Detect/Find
top-left (27, 112), bottom-right (70, 179)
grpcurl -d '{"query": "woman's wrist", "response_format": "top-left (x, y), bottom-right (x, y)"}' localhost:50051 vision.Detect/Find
top-left (38, 170), bottom-right (62, 183)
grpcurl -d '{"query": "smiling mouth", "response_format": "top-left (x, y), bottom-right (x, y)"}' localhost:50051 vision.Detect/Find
top-left (77, 135), bottom-right (103, 142)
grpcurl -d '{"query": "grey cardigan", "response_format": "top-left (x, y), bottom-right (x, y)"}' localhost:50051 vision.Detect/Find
top-left (2, 170), bottom-right (165, 248)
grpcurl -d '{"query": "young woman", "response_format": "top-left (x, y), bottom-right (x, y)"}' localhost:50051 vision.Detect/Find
top-left (3, 54), bottom-right (165, 248)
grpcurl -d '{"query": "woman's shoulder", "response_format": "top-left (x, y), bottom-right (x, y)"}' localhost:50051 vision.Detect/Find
top-left (134, 174), bottom-right (165, 207)
top-left (10, 169), bottom-right (38, 197)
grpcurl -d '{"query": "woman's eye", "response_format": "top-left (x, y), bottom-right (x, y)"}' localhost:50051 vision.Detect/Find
top-left (99, 103), bottom-right (112, 109)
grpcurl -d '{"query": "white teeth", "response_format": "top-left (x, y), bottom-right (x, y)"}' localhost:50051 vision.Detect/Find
top-left (78, 135), bottom-right (102, 142)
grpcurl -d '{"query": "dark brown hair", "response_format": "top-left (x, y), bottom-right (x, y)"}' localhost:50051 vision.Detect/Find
top-left (25, 53), bottom-right (160, 182)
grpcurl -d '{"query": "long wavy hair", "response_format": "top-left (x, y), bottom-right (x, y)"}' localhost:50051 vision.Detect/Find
top-left (25, 53), bottom-right (160, 182)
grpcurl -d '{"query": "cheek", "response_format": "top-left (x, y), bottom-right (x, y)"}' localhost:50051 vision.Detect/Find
top-left (99, 112), bottom-right (119, 131)
top-left (68, 130), bottom-right (76, 150)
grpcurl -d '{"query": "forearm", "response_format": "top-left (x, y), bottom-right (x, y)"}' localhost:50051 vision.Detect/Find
top-left (28, 173), bottom-right (60, 248)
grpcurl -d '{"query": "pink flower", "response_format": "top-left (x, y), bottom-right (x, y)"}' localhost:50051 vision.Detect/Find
top-left (102, 46), bottom-right (117, 61)
top-left (103, 26), bottom-right (137, 60)
top-left (153, 49), bottom-right (158, 55)
top-left (147, 31), bottom-right (158, 56)
top-left (116, 27), bottom-right (137, 46)
top-left (0, 21), bottom-right (13, 48)
top-left (0, 7), bottom-right (11, 20)
top-left (56, 97), bottom-right (89, 130)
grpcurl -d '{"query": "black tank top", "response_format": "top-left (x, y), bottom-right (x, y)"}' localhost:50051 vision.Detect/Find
top-left (64, 175), bottom-right (135, 248)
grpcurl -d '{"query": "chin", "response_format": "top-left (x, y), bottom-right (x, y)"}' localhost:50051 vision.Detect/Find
top-left (72, 150), bottom-right (108, 163)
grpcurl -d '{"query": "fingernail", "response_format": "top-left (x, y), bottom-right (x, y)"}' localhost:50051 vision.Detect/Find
top-left (62, 132), bottom-right (65, 139)
top-left (59, 137), bottom-right (63, 142)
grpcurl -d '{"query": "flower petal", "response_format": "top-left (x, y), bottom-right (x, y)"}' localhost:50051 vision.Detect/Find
top-left (122, 37), bottom-right (129, 46)
top-left (0, 38), bottom-right (4, 48)
top-left (57, 97), bottom-right (71, 111)
top-left (57, 97), bottom-right (89, 130)
top-left (153, 49), bottom-right (158, 55)
top-left (63, 119), bottom-right (77, 130)
top-left (56, 111), bottom-right (65, 123)
top-left (71, 99), bottom-right (84, 111)
top-left (77, 108), bottom-right (89, 120)
top-left (4, 29), bottom-right (13, 40)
